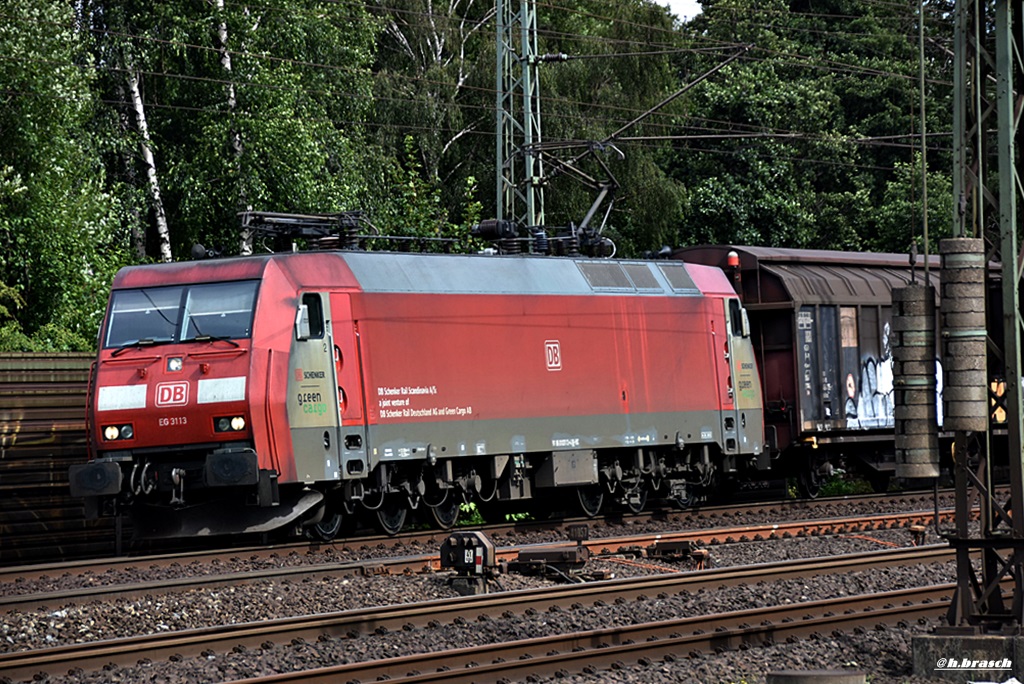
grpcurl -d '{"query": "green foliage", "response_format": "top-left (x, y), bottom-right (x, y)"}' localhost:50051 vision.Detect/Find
top-left (360, 137), bottom-right (486, 252)
top-left (458, 502), bottom-right (485, 526)
top-left (869, 154), bottom-right (953, 254)
top-left (0, 0), bottom-right (130, 348)
top-left (534, 0), bottom-right (686, 254)
top-left (84, 0), bottom-right (380, 257)
top-left (673, 0), bottom-right (952, 252)
top-left (818, 473), bottom-right (874, 497)
top-left (0, 0), bottom-right (959, 343)
top-left (369, 0), bottom-right (495, 211)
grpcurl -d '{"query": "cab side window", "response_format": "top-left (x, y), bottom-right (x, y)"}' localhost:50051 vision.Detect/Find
top-left (302, 293), bottom-right (325, 339)
top-left (729, 299), bottom-right (743, 337)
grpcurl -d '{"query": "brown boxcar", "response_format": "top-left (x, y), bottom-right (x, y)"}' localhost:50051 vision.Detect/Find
top-left (674, 245), bottom-right (941, 494)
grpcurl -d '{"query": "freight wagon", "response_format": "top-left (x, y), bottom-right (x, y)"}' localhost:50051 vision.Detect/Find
top-left (675, 245), bottom-right (942, 495)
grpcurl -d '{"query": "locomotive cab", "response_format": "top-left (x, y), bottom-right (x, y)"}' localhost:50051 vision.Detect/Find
top-left (70, 273), bottom-right (322, 537)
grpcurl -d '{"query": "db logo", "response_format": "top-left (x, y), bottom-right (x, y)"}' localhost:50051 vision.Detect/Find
top-left (156, 381), bottom-right (189, 406)
top-left (545, 340), bottom-right (562, 371)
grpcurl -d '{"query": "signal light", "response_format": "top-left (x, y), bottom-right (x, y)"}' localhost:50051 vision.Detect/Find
top-left (215, 415), bottom-right (247, 433)
top-left (102, 424), bottom-right (134, 441)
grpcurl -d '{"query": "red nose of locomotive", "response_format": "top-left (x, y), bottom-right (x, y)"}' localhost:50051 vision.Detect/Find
top-left (71, 278), bottom-right (260, 511)
top-left (93, 349), bottom-right (251, 453)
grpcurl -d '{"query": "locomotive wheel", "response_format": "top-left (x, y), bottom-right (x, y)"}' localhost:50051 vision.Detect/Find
top-left (375, 497), bottom-right (408, 536)
top-left (577, 485), bottom-right (604, 518)
top-left (428, 495), bottom-right (461, 530)
top-left (308, 510), bottom-right (344, 541)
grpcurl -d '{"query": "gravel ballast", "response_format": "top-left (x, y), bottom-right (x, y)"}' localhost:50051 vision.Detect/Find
top-left (2, 527), bottom-right (956, 684)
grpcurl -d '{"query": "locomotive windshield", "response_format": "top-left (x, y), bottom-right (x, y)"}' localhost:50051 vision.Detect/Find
top-left (104, 280), bottom-right (259, 348)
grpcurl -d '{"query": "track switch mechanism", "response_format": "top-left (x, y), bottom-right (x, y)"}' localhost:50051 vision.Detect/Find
top-left (440, 531), bottom-right (499, 596)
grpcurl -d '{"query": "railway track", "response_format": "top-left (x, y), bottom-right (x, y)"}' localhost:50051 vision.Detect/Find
top-left (0, 487), bottom-right (945, 585)
top-left (227, 583), bottom-right (952, 684)
top-left (0, 507), bottom-right (949, 612)
top-left (0, 544), bottom-right (955, 682)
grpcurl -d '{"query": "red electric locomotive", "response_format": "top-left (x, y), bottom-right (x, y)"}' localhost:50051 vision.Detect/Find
top-left (70, 247), bottom-right (767, 538)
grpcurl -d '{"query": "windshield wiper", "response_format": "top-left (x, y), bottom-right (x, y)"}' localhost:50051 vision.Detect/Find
top-left (111, 338), bottom-right (173, 357)
top-left (181, 334), bottom-right (240, 348)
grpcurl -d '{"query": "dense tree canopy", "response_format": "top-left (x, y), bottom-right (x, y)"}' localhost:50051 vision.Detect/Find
top-left (0, 0), bottom-right (956, 349)
top-left (672, 0), bottom-right (952, 251)
top-left (0, 0), bottom-right (126, 349)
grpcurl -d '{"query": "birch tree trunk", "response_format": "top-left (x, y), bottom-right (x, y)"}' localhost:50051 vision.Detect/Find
top-left (211, 0), bottom-right (254, 255)
top-left (127, 69), bottom-right (172, 262)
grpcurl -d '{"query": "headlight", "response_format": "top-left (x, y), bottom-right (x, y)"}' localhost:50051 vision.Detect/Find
top-left (215, 415), bottom-right (247, 432)
top-left (167, 357), bottom-right (184, 372)
top-left (102, 424), bottom-right (134, 441)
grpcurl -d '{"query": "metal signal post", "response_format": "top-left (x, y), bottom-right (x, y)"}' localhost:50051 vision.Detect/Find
top-left (944, 0), bottom-right (1024, 634)
top-left (495, 0), bottom-right (545, 230)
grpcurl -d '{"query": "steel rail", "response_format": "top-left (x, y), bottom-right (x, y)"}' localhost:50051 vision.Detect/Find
top-left (227, 583), bottom-right (954, 684)
top-left (0, 487), bottom-right (942, 581)
top-left (0, 544), bottom-right (955, 682)
top-left (0, 507), bottom-right (950, 612)
top-left (0, 508), bottom-right (948, 613)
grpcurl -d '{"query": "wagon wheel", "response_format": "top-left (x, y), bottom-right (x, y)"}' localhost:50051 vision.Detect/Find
top-left (797, 457), bottom-right (822, 499)
top-left (374, 496), bottom-right (408, 536)
top-left (577, 485), bottom-right (604, 518)
top-left (428, 494), bottom-right (461, 530)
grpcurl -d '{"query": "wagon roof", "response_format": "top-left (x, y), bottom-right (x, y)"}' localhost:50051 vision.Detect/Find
top-left (674, 245), bottom-right (941, 307)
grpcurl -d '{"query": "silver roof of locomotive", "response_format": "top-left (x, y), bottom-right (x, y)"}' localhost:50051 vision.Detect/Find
top-left (338, 251), bottom-right (704, 297)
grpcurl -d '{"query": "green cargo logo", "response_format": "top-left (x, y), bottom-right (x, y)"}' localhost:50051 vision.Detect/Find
top-left (297, 391), bottom-right (328, 416)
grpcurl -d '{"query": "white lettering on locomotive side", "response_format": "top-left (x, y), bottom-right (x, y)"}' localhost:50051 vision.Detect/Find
top-left (373, 384), bottom-right (475, 421)
top-left (552, 437), bottom-right (580, 448)
top-left (96, 384), bottom-right (148, 411)
top-left (197, 376), bottom-right (246, 404)
top-left (376, 385), bottom-right (437, 397)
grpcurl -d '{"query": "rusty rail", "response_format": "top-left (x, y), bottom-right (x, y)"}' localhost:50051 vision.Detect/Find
top-left (0, 546), bottom-right (955, 683)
